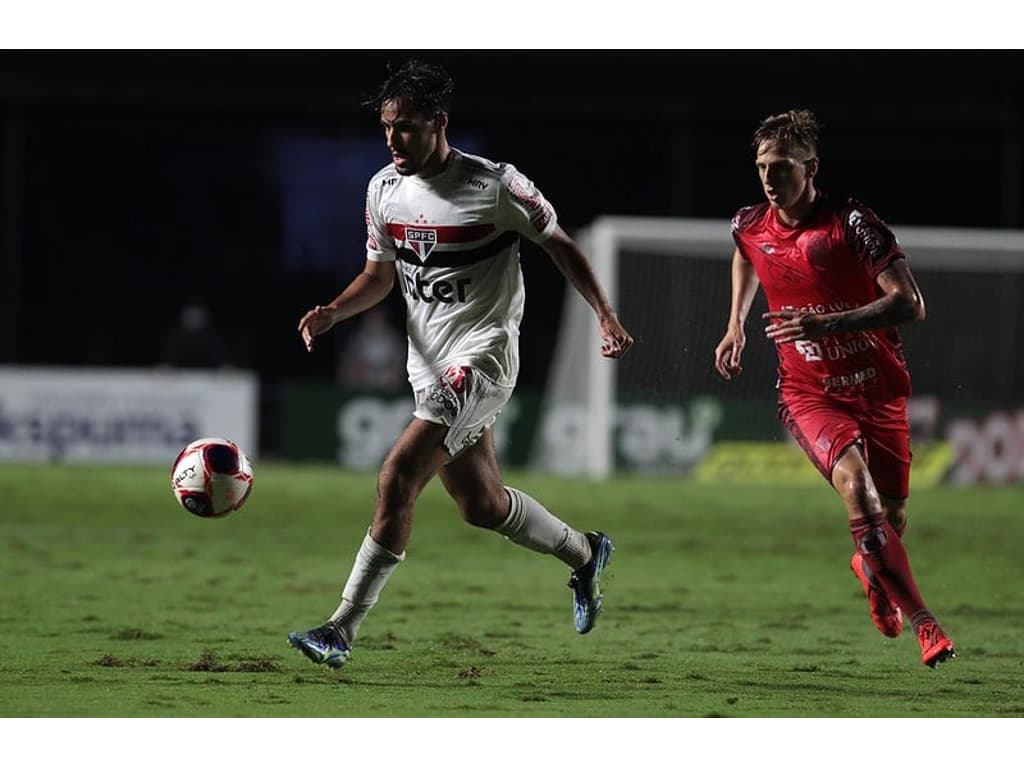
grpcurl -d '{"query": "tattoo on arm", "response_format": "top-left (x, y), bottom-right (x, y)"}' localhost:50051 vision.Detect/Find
top-left (827, 262), bottom-right (923, 332)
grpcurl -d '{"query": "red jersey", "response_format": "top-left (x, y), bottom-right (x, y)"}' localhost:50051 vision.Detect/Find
top-left (731, 193), bottom-right (911, 402)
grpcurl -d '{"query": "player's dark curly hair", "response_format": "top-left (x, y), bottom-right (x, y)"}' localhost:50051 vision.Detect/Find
top-left (753, 109), bottom-right (820, 159)
top-left (364, 60), bottom-right (455, 118)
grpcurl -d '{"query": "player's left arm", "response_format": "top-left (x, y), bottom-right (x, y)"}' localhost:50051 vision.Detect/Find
top-left (764, 259), bottom-right (925, 343)
top-left (540, 225), bottom-right (634, 358)
top-left (766, 203), bottom-right (925, 344)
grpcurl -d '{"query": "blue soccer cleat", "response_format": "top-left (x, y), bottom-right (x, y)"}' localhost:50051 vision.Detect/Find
top-left (288, 622), bottom-right (351, 669)
top-left (568, 531), bottom-right (614, 634)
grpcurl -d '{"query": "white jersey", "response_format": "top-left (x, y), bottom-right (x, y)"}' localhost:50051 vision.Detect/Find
top-left (364, 148), bottom-right (558, 390)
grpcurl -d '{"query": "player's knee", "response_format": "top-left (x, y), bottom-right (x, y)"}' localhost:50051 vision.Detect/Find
top-left (376, 459), bottom-right (420, 510)
top-left (833, 464), bottom-right (875, 509)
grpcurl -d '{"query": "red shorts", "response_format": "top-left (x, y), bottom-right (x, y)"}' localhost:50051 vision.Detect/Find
top-left (778, 394), bottom-right (911, 499)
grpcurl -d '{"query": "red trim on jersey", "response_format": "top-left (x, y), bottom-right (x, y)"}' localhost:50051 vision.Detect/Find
top-left (386, 223), bottom-right (496, 243)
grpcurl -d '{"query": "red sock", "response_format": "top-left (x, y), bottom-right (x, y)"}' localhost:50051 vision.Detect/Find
top-left (849, 513), bottom-right (927, 618)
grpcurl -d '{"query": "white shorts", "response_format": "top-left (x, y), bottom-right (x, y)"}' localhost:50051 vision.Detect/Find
top-left (413, 365), bottom-right (513, 459)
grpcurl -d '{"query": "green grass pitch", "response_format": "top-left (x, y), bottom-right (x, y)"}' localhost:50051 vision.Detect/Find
top-left (1, 462), bottom-right (1021, 717)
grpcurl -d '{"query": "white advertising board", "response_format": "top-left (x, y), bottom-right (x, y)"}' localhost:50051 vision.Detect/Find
top-left (0, 367), bottom-right (258, 464)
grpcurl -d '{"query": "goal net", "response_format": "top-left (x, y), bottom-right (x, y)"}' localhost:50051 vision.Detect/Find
top-left (532, 217), bottom-right (1024, 480)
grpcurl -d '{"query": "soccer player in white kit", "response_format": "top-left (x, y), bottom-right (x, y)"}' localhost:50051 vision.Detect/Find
top-left (288, 60), bottom-right (633, 669)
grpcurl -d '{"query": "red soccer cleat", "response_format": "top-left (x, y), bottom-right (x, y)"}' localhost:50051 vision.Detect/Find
top-left (850, 552), bottom-right (903, 638)
top-left (917, 620), bottom-right (956, 669)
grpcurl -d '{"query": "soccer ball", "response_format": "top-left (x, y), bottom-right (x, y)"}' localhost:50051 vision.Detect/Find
top-left (170, 437), bottom-right (253, 518)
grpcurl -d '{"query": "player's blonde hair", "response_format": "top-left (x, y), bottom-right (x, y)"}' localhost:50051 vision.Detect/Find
top-left (753, 109), bottom-right (820, 160)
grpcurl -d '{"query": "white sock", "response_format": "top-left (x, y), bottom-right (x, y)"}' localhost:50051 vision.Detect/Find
top-left (496, 487), bottom-right (592, 570)
top-left (328, 530), bottom-right (405, 645)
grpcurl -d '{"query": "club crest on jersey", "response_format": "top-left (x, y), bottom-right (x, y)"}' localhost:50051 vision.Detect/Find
top-left (405, 228), bottom-right (437, 260)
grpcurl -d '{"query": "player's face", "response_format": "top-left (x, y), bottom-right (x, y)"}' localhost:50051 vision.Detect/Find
top-left (380, 98), bottom-right (444, 176)
top-left (755, 141), bottom-right (816, 209)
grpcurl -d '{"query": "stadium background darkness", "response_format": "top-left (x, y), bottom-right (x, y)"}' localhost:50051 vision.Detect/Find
top-left (1, 50), bottom-right (1022, 454)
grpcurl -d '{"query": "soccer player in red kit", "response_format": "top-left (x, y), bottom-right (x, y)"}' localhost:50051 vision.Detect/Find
top-left (714, 109), bottom-right (956, 668)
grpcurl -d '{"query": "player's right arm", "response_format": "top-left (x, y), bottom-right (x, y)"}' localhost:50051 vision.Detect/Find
top-left (298, 259), bottom-right (397, 352)
top-left (714, 247), bottom-right (760, 380)
top-left (300, 176), bottom-right (400, 352)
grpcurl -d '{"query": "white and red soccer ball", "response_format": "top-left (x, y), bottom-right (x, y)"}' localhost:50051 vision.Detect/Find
top-left (170, 437), bottom-right (253, 518)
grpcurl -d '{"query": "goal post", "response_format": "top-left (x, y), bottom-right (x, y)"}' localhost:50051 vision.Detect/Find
top-left (535, 217), bottom-right (733, 477)
top-left (533, 216), bottom-right (1024, 479)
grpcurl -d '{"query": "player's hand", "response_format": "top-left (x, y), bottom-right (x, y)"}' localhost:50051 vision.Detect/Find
top-left (714, 326), bottom-right (745, 380)
top-left (297, 305), bottom-right (336, 352)
top-left (599, 313), bottom-right (633, 359)
top-left (763, 310), bottom-right (828, 344)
